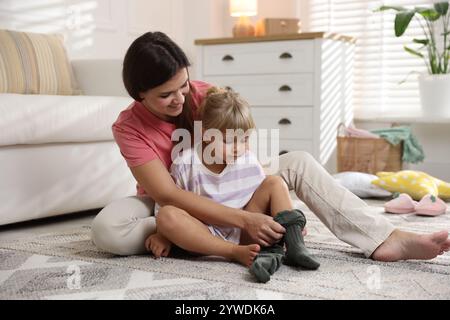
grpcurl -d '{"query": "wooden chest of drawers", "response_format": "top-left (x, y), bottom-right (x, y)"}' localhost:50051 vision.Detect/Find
top-left (195, 33), bottom-right (355, 165)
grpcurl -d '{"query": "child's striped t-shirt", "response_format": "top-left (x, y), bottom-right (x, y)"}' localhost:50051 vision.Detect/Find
top-left (155, 143), bottom-right (266, 244)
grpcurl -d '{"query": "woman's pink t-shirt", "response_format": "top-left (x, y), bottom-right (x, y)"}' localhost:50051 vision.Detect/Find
top-left (112, 80), bottom-right (211, 195)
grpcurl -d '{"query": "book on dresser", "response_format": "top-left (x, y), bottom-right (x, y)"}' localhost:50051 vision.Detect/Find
top-left (194, 33), bottom-right (355, 167)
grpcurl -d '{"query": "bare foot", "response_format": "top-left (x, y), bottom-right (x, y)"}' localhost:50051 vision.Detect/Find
top-left (144, 235), bottom-right (151, 252)
top-left (372, 229), bottom-right (450, 262)
top-left (232, 244), bottom-right (261, 267)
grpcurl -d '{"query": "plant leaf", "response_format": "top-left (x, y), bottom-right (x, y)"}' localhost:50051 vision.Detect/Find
top-left (434, 2), bottom-right (449, 15)
top-left (415, 7), bottom-right (441, 21)
top-left (374, 5), bottom-right (407, 13)
top-left (404, 46), bottom-right (424, 58)
top-left (442, 31), bottom-right (450, 36)
top-left (413, 38), bottom-right (429, 45)
top-left (398, 70), bottom-right (421, 85)
top-left (395, 11), bottom-right (415, 36)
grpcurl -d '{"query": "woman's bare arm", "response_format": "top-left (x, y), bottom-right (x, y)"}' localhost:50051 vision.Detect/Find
top-left (130, 159), bottom-right (285, 246)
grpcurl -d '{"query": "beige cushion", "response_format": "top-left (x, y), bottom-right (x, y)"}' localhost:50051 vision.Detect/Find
top-left (0, 29), bottom-right (82, 95)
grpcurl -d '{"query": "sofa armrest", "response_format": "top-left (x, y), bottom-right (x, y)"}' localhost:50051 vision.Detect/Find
top-left (72, 59), bottom-right (129, 97)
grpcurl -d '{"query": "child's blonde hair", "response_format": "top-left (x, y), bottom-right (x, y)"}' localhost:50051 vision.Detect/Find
top-left (200, 87), bottom-right (255, 132)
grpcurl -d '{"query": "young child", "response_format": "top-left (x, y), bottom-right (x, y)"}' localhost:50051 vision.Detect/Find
top-left (146, 87), bottom-right (320, 282)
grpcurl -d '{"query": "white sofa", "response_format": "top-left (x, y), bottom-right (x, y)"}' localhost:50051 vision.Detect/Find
top-left (0, 60), bottom-right (136, 226)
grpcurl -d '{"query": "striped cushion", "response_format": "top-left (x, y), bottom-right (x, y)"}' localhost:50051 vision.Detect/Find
top-left (0, 29), bottom-right (82, 95)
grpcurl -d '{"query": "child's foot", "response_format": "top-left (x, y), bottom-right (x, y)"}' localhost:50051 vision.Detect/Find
top-left (232, 244), bottom-right (260, 267)
top-left (372, 229), bottom-right (450, 262)
top-left (250, 247), bottom-right (284, 283)
top-left (274, 209), bottom-right (320, 270)
top-left (284, 248), bottom-right (320, 270)
top-left (144, 235), bottom-right (152, 252)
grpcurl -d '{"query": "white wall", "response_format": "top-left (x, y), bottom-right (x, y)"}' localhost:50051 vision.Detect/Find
top-left (0, 0), bottom-right (300, 59)
top-left (0, 0), bottom-right (185, 60)
top-left (0, 0), bottom-right (300, 82)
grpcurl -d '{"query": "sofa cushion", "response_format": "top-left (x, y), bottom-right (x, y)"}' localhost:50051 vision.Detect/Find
top-left (0, 29), bottom-right (81, 95)
top-left (0, 93), bottom-right (133, 146)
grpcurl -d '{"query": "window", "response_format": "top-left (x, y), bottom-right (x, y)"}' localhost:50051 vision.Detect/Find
top-left (302, 0), bottom-right (432, 115)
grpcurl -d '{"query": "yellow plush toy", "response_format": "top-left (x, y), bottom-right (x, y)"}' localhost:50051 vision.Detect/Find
top-left (372, 170), bottom-right (450, 201)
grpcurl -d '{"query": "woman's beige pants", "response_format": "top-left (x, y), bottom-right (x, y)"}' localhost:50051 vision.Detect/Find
top-left (91, 151), bottom-right (395, 257)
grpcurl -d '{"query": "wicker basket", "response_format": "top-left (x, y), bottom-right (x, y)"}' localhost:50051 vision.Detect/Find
top-left (337, 124), bottom-right (403, 174)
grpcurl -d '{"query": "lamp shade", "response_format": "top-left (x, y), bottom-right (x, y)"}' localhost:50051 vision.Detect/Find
top-left (230, 0), bottom-right (257, 17)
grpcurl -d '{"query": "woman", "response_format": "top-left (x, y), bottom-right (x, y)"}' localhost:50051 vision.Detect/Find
top-left (91, 31), bottom-right (450, 261)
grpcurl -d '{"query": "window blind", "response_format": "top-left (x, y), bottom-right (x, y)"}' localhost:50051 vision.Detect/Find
top-left (305, 0), bottom-right (433, 114)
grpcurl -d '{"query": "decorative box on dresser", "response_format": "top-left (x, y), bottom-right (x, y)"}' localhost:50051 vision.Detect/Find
top-left (195, 33), bottom-right (355, 167)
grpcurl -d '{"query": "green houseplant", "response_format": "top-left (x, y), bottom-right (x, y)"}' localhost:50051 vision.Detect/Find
top-left (376, 2), bottom-right (450, 116)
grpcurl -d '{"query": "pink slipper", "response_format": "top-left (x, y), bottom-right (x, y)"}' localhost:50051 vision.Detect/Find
top-left (415, 194), bottom-right (447, 216)
top-left (384, 193), bottom-right (418, 214)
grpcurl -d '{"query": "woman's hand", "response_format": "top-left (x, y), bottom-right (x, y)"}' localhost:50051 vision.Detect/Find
top-left (243, 211), bottom-right (286, 247)
top-left (145, 233), bottom-right (172, 258)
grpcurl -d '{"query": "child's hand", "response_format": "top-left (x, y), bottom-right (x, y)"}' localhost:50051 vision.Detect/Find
top-left (145, 233), bottom-right (172, 258)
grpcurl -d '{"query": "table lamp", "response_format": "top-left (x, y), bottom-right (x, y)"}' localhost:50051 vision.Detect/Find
top-left (230, 0), bottom-right (258, 37)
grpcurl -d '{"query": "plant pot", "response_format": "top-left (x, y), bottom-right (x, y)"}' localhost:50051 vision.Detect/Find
top-left (418, 73), bottom-right (450, 117)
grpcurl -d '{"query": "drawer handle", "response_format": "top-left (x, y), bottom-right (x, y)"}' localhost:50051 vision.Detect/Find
top-left (279, 52), bottom-right (293, 59)
top-left (278, 85), bottom-right (292, 92)
top-left (279, 150), bottom-right (289, 155)
top-left (278, 118), bottom-right (292, 125)
top-left (222, 55), bottom-right (234, 61)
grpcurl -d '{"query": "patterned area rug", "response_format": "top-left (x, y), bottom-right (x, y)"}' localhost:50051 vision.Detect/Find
top-left (1, 200), bottom-right (449, 300)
